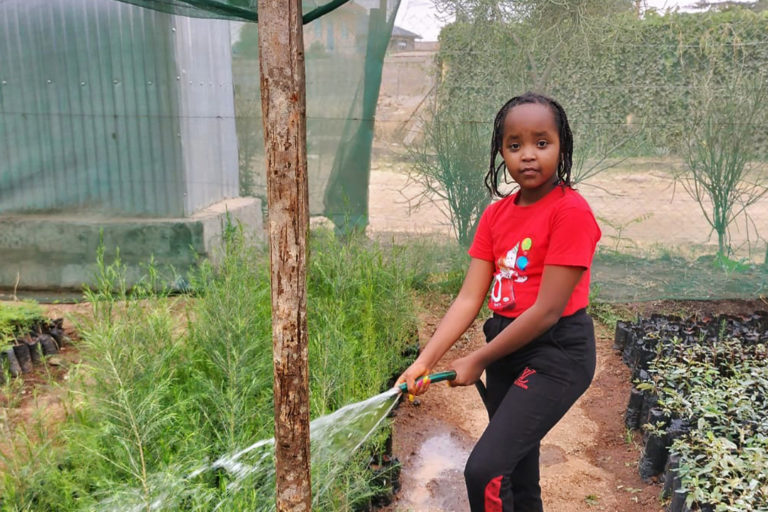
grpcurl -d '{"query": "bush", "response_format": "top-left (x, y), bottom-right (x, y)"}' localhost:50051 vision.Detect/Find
top-left (0, 228), bottom-right (418, 511)
top-left (437, 9), bottom-right (768, 156)
top-left (407, 104), bottom-right (491, 248)
top-left (0, 301), bottom-right (44, 344)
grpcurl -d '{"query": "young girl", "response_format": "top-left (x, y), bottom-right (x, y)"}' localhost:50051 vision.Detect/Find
top-left (396, 92), bottom-right (601, 511)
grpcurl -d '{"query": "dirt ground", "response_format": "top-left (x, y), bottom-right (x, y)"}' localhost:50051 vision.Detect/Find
top-left (366, 156), bottom-right (768, 262)
top-left (380, 298), bottom-right (768, 512)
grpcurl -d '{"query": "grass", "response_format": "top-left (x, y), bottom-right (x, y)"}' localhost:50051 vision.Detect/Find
top-left (0, 226), bottom-right (420, 511)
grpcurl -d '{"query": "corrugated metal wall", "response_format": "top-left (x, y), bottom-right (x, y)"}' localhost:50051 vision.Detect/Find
top-left (0, 0), bottom-right (238, 217)
top-left (173, 15), bottom-right (239, 216)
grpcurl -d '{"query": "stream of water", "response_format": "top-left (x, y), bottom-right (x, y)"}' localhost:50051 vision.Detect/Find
top-left (100, 387), bottom-right (402, 511)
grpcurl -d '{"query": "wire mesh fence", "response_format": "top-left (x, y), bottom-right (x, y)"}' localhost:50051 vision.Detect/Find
top-left (1, 0), bottom-right (767, 301)
top-left (362, 2), bottom-right (768, 302)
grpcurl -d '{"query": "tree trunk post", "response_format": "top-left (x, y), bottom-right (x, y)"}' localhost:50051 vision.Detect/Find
top-left (257, 1), bottom-right (311, 510)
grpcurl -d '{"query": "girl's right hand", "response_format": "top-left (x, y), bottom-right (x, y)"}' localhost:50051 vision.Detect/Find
top-left (395, 360), bottom-right (431, 396)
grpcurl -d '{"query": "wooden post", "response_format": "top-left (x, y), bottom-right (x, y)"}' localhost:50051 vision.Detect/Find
top-left (257, 1), bottom-right (311, 510)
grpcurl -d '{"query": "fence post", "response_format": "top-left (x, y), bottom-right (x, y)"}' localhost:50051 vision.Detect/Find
top-left (257, 1), bottom-right (311, 510)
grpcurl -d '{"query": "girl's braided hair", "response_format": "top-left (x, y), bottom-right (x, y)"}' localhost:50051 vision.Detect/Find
top-left (484, 92), bottom-right (573, 198)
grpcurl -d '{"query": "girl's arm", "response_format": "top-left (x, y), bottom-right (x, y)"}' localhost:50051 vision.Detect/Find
top-left (449, 264), bottom-right (585, 386)
top-left (396, 257), bottom-right (494, 395)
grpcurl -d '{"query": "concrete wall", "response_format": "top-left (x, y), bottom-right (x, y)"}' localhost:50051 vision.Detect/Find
top-left (0, 197), bottom-right (262, 296)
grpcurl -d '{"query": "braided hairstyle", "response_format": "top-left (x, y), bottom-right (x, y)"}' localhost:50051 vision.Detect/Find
top-left (484, 92), bottom-right (573, 198)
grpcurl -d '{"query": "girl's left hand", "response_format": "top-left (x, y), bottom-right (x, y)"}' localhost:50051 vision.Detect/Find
top-left (449, 353), bottom-right (485, 386)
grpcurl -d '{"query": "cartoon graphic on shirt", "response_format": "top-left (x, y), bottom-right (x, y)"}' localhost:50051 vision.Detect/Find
top-left (489, 237), bottom-right (532, 311)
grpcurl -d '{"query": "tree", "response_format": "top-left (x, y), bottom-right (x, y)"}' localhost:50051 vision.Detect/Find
top-left (517, 0), bottom-right (634, 22)
top-left (686, 1), bottom-right (768, 12)
top-left (570, 113), bottom-right (647, 185)
top-left (680, 78), bottom-right (768, 258)
top-left (434, 0), bottom-right (516, 23)
top-left (407, 104), bottom-right (491, 248)
top-left (434, 0), bottom-right (633, 24)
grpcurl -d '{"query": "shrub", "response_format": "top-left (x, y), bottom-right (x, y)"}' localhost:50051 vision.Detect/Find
top-left (0, 228), bottom-right (418, 511)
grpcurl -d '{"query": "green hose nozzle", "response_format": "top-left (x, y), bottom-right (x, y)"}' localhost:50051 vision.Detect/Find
top-left (398, 370), bottom-right (456, 393)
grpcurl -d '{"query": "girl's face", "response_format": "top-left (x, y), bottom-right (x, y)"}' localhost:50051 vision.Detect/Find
top-left (500, 103), bottom-right (561, 205)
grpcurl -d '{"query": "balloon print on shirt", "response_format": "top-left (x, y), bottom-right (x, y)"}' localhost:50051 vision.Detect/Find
top-left (490, 237), bottom-right (532, 311)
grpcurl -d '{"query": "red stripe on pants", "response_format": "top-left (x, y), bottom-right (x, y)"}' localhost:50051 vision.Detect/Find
top-left (484, 475), bottom-right (503, 512)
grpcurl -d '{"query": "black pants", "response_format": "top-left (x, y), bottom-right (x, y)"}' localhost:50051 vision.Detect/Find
top-left (464, 309), bottom-right (596, 512)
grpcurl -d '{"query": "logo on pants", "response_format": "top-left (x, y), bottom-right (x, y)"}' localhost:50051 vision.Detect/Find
top-left (514, 367), bottom-right (536, 390)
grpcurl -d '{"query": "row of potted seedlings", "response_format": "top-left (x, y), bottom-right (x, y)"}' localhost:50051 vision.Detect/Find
top-left (0, 318), bottom-right (68, 384)
top-left (615, 312), bottom-right (768, 512)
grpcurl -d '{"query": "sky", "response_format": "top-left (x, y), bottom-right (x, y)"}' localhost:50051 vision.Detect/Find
top-left (394, 0), bottom-right (754, 41)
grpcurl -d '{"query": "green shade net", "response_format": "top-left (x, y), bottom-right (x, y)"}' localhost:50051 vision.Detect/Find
top-left (118, 0), bottom-right (400, 230)
top-left (0, 0), bottom-right (399, 224)
top-left (0, 0), bottom-right (400, 296)
top-left (414, 6), bottom-right (768, 302)
top-left (114, 0), bottom-right (354, 24)
top-left (3, 0), bottom-right (767, 303)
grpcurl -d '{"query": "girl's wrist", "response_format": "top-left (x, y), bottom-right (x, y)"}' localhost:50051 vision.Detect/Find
top-left (415, 351), bottom-right (439, 370)
top-left (414, 358), bottom-right (433, 371)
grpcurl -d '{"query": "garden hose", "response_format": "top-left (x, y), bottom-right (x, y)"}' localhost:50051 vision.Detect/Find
top-left (397, 370), bottom-right (456, 393)
top-left (397, 370), bottom-right (488, 407)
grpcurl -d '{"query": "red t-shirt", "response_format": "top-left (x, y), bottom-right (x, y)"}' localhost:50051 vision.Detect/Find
top-left (469, 186), bottom-right (601, 318)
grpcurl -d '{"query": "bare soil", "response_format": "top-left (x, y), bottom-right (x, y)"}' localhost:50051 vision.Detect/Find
top-left (366, 158), bottom-right (768, 262)
top-left (380, 298), bottom-right (768, 512)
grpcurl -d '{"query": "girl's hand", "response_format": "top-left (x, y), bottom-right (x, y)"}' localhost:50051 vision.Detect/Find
top-left (395, 361), bottom-right (431, 396)
top-left (449, 353), bottom-right (485, 387)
